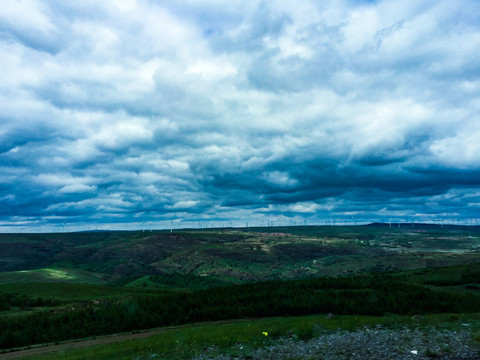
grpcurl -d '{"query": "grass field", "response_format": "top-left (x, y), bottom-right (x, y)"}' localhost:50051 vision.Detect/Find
top-left (2, 225), bottom-right (480, 286)
top-left (0, 282), bottom-right (161, 301)
top-left (11, 313), bottom-right (480, 360)
top-left (0, 268), bottom-right (106, 285)
top-left (2, 225), bottom-right (480, 357)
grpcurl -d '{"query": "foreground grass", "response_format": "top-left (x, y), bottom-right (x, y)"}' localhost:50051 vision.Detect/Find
top-left (21, 313), bottom-right (480, 360)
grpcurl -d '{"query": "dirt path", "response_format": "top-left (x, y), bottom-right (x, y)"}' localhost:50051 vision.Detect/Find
top-left (0, 319), bottom-right (254, 360)
top-left (0, 330), bottom-right (161, 360)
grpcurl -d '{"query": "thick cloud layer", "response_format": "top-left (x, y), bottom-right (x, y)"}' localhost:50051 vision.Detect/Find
top-left (1, 0), bottom-right (480, 231)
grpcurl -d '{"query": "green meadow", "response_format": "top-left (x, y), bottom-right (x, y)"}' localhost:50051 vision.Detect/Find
top-left (1, 224), bottom-right (480, 357)
top-left (18, 313), bottom-right (480, 360)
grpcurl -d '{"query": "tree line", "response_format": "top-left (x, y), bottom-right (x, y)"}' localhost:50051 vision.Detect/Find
top-left (1, 275), bottom-right (479, 349)
top-left (0, 292), bottom-right (59, 311)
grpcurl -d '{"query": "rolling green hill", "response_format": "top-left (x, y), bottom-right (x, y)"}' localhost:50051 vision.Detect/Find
top-left (1, 224), bottom-right (480, 352)
top-left (2, 224), bottom-right (479, 288)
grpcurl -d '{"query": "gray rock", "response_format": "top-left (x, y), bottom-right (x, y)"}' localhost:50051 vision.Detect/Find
top-left (191, 326), bottom-right (480, 360)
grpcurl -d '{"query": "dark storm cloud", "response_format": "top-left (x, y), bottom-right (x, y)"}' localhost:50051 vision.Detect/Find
top-left (1, 0), bottom-right (480, 231)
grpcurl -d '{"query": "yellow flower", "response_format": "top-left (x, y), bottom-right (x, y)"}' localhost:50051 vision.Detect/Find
top-left (262, 331), bottom-right (268, 336)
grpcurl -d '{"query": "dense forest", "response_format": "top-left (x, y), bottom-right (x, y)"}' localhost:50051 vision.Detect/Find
top-left (1, 273), bottom-right (479, 349)
top-left (0, 292), bottom-right (59, 311)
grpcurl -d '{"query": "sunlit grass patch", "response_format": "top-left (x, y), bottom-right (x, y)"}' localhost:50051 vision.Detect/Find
top-left (0, 267), bottom-right (105, 285)
top-left (32, 268), bottom-right (75, 281)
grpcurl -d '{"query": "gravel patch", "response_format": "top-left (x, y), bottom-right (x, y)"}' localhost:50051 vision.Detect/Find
top-left (191, 326), bottom-right (480, 360)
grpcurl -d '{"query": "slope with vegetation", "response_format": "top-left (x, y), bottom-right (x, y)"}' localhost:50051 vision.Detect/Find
top-left (0, 224), bottom-right (480, 356)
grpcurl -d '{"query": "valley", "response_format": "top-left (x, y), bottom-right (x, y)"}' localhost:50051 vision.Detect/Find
top-left (1, 224), bottom-right (480, 359)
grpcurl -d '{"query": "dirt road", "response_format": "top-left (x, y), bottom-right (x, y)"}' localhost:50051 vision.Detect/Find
top-left (0, 330), bottom-right (160, 360)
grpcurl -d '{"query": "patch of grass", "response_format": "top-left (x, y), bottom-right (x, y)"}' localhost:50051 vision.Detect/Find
top-left (24, 313), bottom-right (480, 360)
top-left (471, 331), bottom-right (480, 345)
top-left (0, 268), bottom-right (106, 285)
top-left (296, 326), bottom-right (315, 340)
top-left (0, 282), bottom-right (158, 301)
top-left (125, 273), bottom-right (229, 290)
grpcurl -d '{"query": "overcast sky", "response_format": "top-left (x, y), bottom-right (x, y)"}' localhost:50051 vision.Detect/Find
top-left (1, 0), bottom-right (480, 231)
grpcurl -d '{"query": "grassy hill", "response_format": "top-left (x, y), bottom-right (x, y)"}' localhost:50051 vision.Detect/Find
top-left (2, 224), bottom-right (479, 287)
top-left (1, 224), bottom-right (480, 353)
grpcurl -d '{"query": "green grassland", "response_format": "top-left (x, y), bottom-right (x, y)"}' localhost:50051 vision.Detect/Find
top-left (0, 268), bottom-right (105, 285)
top-left (1, 224), bottom-right (480, 287)
top-left (1, 224), bottom-right (479, 302)
top-left (1, 224), bottom-right (480, 355)
top-left (15, 313), bottom-right (480, 360)
top-left (0, 282), bottom-right (161, 301)
top-left (125, 273), bottom-right (230, 290)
